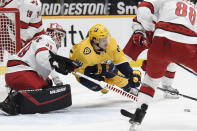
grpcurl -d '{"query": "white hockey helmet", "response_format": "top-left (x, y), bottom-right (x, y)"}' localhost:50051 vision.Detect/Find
top-left (46, 23), bottom-right (66, 49)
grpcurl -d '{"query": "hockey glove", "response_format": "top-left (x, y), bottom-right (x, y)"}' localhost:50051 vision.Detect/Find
top-left (49, 51), bottom-right (81, 75)
top-left (84, 65), bottom-right (105, 81)
top-left (132, 30), bottom-right (147, 46)
top-left (99, 63), bottom-right (118, 78)
top-left (128, 70), bottom-right (141, 88)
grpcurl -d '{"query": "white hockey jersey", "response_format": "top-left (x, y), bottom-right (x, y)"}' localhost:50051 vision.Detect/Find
top-left (6, 35), bottom-right (57, 80)
top-left (1, 0), bottom-right (45, 45)
top-left (137, 0), bottom-right (197, 44)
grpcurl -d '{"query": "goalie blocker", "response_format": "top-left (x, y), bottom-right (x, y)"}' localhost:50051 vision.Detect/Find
top-left (0, 85), bottom-right (72, 115)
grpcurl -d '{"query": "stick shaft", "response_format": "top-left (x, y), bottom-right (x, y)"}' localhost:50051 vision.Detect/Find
top-left (176, 64), bottom-right (197, 77)
top-left (73, 71), bottom-right (138, 102)
top-left (157, 87), bottom-right (197, 101)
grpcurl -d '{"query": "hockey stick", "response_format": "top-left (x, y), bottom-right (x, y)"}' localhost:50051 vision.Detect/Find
top-left (120, 109), bottom-right (134, 118)
top-left (73, 71), bottom-right (138, 102)
top-left (176, 63), bottom-right (197, 77)
top-left (108, 71), bottom-right (129, 79)
top-left (107, 71), bottom-right (142, 85)
top-left (157, 87), bottom-right (197, 101)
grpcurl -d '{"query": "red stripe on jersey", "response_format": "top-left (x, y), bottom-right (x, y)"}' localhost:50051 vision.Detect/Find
top-left (35, 47), bottom-right (48, 56)
top-left (138, 1), bottom-right (154, 14)
top-left (156, 21), bottom-right (197, 37)
top-left (29, 20), bottom-right (43, 28)
top-left (20, 92), bottom-right (71, 106)
top-left (7, 60), bottom-right (29, 67)
top-left (139, 85), bottom-right (155, 97)
top-left (20, 21), bottom-right (29, 29)
top-left (165, 71), bottom-right (175, 78)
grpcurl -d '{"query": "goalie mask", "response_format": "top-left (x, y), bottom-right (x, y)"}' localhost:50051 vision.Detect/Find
top-left (46, 23), bottom-right (66, 49)
top-left (89, 24), bottom-right (110, 51)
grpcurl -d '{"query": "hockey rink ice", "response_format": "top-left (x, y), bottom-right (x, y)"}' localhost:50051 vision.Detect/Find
top-left (0, 66), bottom-right (197, 131)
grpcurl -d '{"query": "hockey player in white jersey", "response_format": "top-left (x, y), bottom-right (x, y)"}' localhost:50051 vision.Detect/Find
top-left (5, 23), bottom-right (66, 91)
top-left (0, 0), bottom-right (45, 45)
top-left (0, 0), bottom-right (45, 62)
top-left (123, 16), bottom-right (179, 99)
top-left (0, 23), bottom-right (74, 115)
top-left (121, 0), bottom-right (197, 128)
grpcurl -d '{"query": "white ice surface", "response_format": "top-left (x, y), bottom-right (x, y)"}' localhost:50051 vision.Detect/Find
top-left (0, 66), bottom-right (197, 131)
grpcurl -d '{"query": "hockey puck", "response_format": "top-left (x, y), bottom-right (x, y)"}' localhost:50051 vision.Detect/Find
top-left (184, 109), bottom-right (191, 112)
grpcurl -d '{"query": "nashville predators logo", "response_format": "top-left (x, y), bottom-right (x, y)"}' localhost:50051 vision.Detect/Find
top-left (83, 47), bottom-right (91, 55)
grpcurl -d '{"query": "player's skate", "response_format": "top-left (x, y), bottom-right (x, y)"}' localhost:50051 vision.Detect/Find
top-left (162, 85), bottom-right (179, 99)
top-left (0, 95), bottom-right (19, 115)
top-left (129, 104), bottom-right (148, 130)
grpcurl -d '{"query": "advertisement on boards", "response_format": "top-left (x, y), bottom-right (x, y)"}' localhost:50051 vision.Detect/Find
top-left (41, 0), bottom-right (141, 16)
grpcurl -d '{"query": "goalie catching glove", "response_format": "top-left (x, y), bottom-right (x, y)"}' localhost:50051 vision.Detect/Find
top-left (49, 50), bottom-right (81, 75)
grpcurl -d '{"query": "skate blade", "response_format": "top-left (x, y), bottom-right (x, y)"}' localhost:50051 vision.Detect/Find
top-left (129, 123), bottom-right (139, 131)
top-left (129, 121), bottom-right (140, 131)
top-left (164, 94), bottom-right (179, 99)
top-left (0, 109), bottom-right (10, 116)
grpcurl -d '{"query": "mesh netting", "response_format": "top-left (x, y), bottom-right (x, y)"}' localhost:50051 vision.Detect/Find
top-left (0, 13), bottom-right (16, 63)
top-left (0, 9), bottom-right (19, 93)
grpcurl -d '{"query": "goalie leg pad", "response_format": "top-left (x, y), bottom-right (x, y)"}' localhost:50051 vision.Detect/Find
top-left (15, 84), bottom-right (72, 114)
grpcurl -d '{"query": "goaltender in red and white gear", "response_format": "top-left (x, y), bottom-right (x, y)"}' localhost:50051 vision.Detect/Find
top-left (0, 23), bottom-right (75, 115)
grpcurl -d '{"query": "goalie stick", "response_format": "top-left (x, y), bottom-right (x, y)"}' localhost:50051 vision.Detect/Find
top-left (157, 87), bottom-right (197, 101)
top-left (73, 71), bottom-right (138, 102)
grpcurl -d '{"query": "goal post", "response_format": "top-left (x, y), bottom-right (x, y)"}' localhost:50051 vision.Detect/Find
top-left (0, 8), bottom-right (21, 75)
top-left (0, 8), bottom-right (21, 97)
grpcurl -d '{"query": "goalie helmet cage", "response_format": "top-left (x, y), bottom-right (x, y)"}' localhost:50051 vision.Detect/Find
top-left (0, 8), bottom-right (21, 74)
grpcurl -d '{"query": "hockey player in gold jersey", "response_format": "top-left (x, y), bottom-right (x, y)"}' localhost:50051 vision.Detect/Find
top-left (69, 24), bottom-right (141, 95)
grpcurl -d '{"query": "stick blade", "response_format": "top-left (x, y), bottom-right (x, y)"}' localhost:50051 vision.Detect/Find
top-left (120, 109), bottom-right (134, 118)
